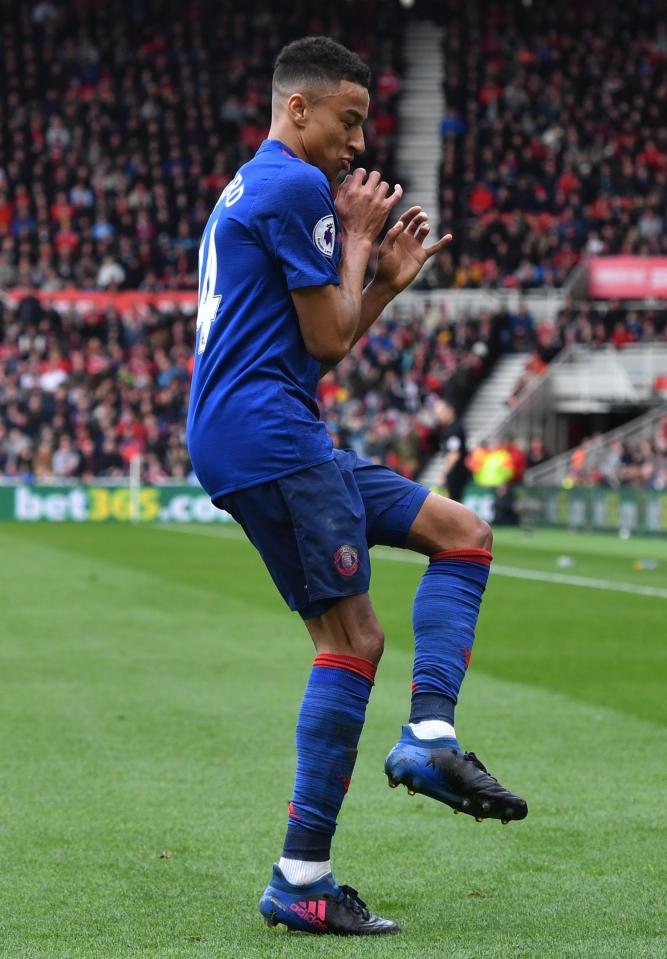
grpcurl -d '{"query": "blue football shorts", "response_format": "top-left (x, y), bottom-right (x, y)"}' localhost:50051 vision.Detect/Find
top-left (216, 448), bottom-right (430, 619)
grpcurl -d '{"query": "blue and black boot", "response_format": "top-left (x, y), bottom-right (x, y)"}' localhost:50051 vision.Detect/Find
top-left (259, 864), bottom-right (399, 935)
top-left (385, 725), bottom-right (528, 824)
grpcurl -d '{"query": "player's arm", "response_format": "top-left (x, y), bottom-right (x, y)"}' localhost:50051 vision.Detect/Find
top-left (290, 232), bottom-right (373, 367)
top-left (314, 274), bottom-right (399, 378)
top-left (303, 199), bottom-right (454, 370)
top-left (291, 169), bottom-right (401, 366)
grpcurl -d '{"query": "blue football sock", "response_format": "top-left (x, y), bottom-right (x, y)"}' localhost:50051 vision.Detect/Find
top-left (282, 654), bottom-right (376, 863)
top-left (409, 548), bottom-right (492, 744)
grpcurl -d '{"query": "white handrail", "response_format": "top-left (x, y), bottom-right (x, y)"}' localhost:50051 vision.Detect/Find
top-left (482, 344), bottom-right (576, 444)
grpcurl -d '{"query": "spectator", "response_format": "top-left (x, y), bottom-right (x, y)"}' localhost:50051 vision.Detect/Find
top-left (97, 256), bottom-right (126, 289)
top-left (52, 435), bottom-right (80, 478)
top-left (526, 437), bottom-right (548, 470)
top-left (33, 438), bottom-right (54, 480)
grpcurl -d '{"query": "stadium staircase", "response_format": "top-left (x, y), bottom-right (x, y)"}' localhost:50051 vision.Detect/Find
top-left (418, 342), bottom-right (667, 487)
top-left (395, 18), bottom-right (444, 232)
top-left (462, 354), bottom-right (534, 447)
top-left (418, 354), bottom-right (531, 488)
top-left (487, 344), bottom-right (667, 449)
top-left (457, 342), bottom-right (667, 457)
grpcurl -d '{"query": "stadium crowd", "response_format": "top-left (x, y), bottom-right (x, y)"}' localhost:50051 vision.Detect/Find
top-left (461, 421), bottom-right (667, 493)
top-left (563, 418), bottom-right (667, 491)
top-left (0, 293), bottom-right (507, 483)
top-left (438, 0), bottom-right (667, 289)
top-left (0, 294), bottom-right (192, 482)
top-left (319, 307), bottom-right (500, 479)
top-left (2, 290), bottom-right (666, 483)
top-left (0, 0), bottom-right (403, 291)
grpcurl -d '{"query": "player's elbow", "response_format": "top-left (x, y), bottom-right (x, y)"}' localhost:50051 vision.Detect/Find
top-left (304, 337), bottom-right (349, 366)
top-left (291, 288), bottom-right (353, 365)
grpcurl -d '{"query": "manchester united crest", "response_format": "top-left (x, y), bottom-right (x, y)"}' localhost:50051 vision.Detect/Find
top-left (333, 544), bottom-right (359, 577)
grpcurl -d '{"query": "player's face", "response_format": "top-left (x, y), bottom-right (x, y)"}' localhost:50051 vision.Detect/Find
top-left (304, 81), bottom-right (369, 183)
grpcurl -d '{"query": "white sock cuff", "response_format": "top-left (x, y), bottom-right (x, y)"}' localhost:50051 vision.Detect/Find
top-left (409, 719), bottom-right (456, 740)
top-left (278, 857), bottom-right (331, 886)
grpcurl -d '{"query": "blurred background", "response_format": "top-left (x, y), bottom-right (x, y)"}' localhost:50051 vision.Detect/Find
top-left (1, 0), bottom-right (666, 533)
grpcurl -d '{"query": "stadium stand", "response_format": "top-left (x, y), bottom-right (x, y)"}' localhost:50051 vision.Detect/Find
top-left (0, 0), bottom-right (407, 481)
top-left (2, 287), bottom-right (664, 483)
top-left (319, 308), bottom-right (498, 479)
top-left (0, 294), bottom-right (193, 481)
top-left (2, 1), bottom-right (666, 487)
top-left (0, 0), bottom-right (403, 291)
top-left (0, 293), bottom-right (505, 482)
top-left (438, 0), bottom-right (667, 289)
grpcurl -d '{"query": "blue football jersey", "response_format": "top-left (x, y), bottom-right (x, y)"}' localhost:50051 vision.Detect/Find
top-left (186, 139), bottom-right (341, 498)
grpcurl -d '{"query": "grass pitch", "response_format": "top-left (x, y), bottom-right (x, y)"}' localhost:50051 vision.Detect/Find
top-left (1, 521), bottom-right (666, 959)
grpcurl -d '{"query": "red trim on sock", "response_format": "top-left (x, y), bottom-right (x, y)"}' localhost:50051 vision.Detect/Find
top-left (429, 548), bottom-right (493, 565)
top-left (313, 653), bottom-right (377, 684)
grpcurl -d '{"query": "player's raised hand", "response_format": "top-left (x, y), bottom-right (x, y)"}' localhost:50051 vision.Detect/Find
top-left (335, 168), bottom-right (403, 244)
top-left (374, 206), bottom-right (453, 295)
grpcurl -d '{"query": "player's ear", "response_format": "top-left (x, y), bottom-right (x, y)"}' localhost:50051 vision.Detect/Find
top-left (287, 92), bottom-right (308, 128)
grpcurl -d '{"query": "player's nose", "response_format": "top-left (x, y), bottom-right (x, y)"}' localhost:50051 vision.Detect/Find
top-left (349, 128), bottom-right (365, 155)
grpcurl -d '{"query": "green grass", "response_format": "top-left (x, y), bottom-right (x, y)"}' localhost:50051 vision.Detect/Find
top-left (1, 522), bottom-right (666, 959)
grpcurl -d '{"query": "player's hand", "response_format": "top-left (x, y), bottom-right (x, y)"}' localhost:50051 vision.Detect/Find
top-left (373, 206), bottom-right (452, 295)
top-left (335, 168), bottom-right (403, 244)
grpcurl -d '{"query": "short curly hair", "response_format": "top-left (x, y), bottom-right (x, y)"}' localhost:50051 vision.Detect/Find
top-left (273, 36), bottom-right (370, 96)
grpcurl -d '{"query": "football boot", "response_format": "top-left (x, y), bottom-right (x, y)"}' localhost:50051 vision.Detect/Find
top-left (385, 725), bottom-right (527, 823)
top-left (259, 864), bottom-right (399, 935)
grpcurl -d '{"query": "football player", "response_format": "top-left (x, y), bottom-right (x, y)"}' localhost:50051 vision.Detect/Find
top-left (187, 36), bottom-right (527, 936)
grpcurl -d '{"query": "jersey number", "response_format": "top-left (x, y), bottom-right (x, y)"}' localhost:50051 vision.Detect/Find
top-left (196, 217), bottom-right (221, 354)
